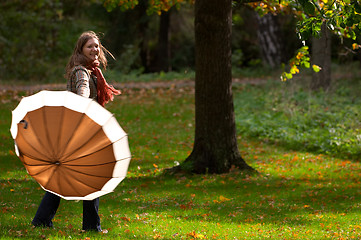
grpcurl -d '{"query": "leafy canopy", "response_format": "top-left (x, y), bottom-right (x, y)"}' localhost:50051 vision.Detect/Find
top-left (250, 0), bottom-right (361, 80)
top-left (103, 0), bottom-right (193, 15)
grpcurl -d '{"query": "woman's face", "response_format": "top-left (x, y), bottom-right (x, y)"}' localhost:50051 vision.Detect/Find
top-left (82, 37), bottom-right (100, 61)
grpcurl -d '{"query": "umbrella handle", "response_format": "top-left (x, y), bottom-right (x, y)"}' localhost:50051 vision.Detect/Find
top-left (19, 120), bottom-right (28, 129)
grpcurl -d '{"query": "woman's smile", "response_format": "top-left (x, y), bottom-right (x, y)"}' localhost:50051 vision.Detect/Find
top-left (82, 38), bottom-right (100, 61)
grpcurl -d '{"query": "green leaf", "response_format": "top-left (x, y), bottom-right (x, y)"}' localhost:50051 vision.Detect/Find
top-left (312, 64), bottom-right (322, 72)
top-left (285, 72), bottom-right (293, 79)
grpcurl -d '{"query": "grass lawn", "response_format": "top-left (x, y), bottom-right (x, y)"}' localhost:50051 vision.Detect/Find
top-left (0, 81), bottom-right (360, 239)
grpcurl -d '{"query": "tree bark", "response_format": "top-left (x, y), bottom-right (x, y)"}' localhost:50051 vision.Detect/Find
top-left (311, 21), bottom-right (331, 91)
top-left (136, 1), bottom-right (150, 73)
top-left (256, 13), bottom-right (284, 68)
top-left (174, 0), bottom-right (254, 174)
top-left (152, 10), bottom-right (171, 72)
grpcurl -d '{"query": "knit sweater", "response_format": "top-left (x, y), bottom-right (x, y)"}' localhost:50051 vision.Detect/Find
top-left (67, 66), bottom-right (97, 100)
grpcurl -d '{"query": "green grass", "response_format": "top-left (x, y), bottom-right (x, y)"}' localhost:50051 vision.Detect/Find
top-left (1, 79), bottom-right (361, 239)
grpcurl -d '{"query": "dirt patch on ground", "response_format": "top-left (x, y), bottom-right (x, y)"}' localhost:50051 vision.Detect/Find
top-left (0, 78), bottom-right (266, 94)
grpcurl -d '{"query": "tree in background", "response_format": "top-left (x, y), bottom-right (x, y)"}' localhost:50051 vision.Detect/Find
top-left (105, 0), bottom-right (255, 174)
top-left (256, 13), bottom-right (286, 68)
top-left (231, 3), bottom-right (301, 70)
top-left (152, 10), bottom-right (171, 72)
top-left (311, 21), bottom-right (331, 90)
top-left (103, 1), bottom-right (195, 73)
top-left (0, 0), bottom-right (69, 80)
top-left (185, 0), bottom-right (254, 173)
top-left (105, 0), bottom-right (361, 174)
top-left (252, 0), bottom-right (361, 90)
top-left (0, 0), bottom-right (194, 80)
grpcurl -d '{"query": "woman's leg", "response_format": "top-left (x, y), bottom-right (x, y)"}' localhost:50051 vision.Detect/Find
top-left (82, 198), bottom-right (101, 231)
top-left (32, 191), bottom-right (61, 227)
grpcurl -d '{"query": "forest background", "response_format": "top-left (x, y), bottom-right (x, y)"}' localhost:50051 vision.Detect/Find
top-left (1, 0), bottom-right (361, 84)
top-left (2, 0), bottom-right (361, 161)
top-left (0, 0), bottom-right (337, 83)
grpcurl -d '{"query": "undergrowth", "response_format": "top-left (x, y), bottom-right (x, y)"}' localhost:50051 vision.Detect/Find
top-left (234, 73), bottom-right (361, 159)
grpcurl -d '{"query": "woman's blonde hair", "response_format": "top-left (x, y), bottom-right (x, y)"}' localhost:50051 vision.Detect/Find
top-left (65, 31), bottom-right (114, 79)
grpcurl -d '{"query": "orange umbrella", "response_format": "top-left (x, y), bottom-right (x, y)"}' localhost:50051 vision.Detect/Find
top-left (10, 91), bottom-right (131, 200)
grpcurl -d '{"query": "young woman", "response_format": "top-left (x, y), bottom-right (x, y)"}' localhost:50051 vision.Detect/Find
top-left (31, 31), bottom-right (120, 232)
top-left (66, 31), bottom-right (121, 105)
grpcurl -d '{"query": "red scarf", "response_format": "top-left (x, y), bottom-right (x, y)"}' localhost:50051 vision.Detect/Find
top-left (88, 61), bottom-right (121, 107)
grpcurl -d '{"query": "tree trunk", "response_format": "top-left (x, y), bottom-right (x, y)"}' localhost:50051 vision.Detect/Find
top-left (152, 10), bottom-right (171, 72)
top-left (311, 21), bottom-right (331, 91)
top-left (256, 13), bottom-right (284, 68)
top-left (136, 1), bottom-right (150, 73)
top-left (176, 0), bottom-right (254, 174)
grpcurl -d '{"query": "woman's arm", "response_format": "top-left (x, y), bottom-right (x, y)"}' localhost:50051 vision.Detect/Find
top-left (74, 69), bottom-right (91, 98)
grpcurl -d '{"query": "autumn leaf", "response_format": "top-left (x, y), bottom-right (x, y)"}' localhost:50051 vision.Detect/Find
top-left (187, 231), bottom-right (205, 239)
top-left (219, 195), bottom-right (231, 202)
top-left (340, 161), bottom-right (351, 167)
top-left (214, 195), bottom-right (231, 203)
top-left (296, 52), bottom-right (304, 59)
top-left (180, 204), bottom-right (187, 210)
top-left (120, 216), bottom-right (131, 221)
top-left (153, 234), bottom-right (162, 239)
top-left (352, 43), bottom-right (360, 50)
top-left (290, 66), bottom-right (299, 74)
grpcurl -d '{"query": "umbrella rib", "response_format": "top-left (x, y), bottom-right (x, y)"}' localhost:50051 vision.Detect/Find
top-left (54, 106), bottom-right (65, 160)
top-left (66, 156), bottom-right (131, 166)
top-left (113, 134), bottom-right (129, 145)
top-left (57, 112), bottom-right (86, 160)
top-left (59, 165), bottom-right (108, 192)
top-left (62, 144), bottom-right (115, 164)
top-left (46, 166), bottom-right (85, 197)
top-left (27, 164), bottom-right (54, 177)
top-left (58, 103), bottom-right (107, 162)
top-left (57, 102), bottom-right (92, 161)
top-left (20, 154), bottom-right (55, 178)
top-left (41, 107), bottom-right (57, 160)
top-left (62, 163), bottom-right (114, 178)
top-left (17, 116), bottom-right (53, 161)
top-left (62, 134), bottom-right (128, 164)
top-left (65, 162), bottom-right (115, 167)
top-left (58, 105), bottom-right (70, 160)
top-left (53, 168), bottom-right (66, 197)
top-left (19, 152), bottom-right (51, 164)
top-left (62, 126), bottom-right (105, 162)
top-left (23, 161), bottom-right (53, 166)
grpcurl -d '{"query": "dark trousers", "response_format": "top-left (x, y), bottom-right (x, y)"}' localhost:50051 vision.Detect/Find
top-left (32, 191), bottom-right (101, 231)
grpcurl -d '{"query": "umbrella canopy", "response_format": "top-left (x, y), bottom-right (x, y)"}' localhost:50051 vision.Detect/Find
top-left (10, 90), bottom-right (131, 200)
